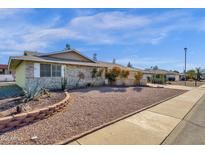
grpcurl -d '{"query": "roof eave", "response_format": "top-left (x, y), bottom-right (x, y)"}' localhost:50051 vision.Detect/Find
top-left (9, 57), bottom-right (105, 68)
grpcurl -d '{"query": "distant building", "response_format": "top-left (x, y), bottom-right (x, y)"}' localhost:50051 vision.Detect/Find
top-left (0, 64), bottom-right (14, 82)
top-left (143, 68), bottom-right (180, 83)
top-left (0, 64), bottom-right (10, 75)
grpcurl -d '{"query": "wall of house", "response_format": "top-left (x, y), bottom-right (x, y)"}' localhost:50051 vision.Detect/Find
top-left (112, 71), bottom-right (146, 86)
top-left (65, 65), bottom-right (105, 89)
top-left (143, 74), bottom-right (152, 83)
top-left (15, 61), bottom-right (26, 88)
top-left (23, 62), bottom-right (105, 91)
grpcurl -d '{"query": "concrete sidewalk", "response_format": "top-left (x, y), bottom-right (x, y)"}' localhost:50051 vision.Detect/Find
top-left (163, 94), bottom-right (205, 144)
top-left (147, 83), bottom-right (194, 91)
top-left (67, 86), bottom-right (205, 145)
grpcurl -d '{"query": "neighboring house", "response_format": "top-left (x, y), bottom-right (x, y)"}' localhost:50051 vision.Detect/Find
top-left (97, 61), bottom-right (146, 86)
top-left (0, 64), bottom-right (14, 82)
top-left (0, 64), bottom-right (10, 74)
top-left (143, 68), bottom-right (180, 83)
top-left (8, 47), bottom-right (106, 90)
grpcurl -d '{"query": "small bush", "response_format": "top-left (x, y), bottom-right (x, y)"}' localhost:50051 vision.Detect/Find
top-left (61, 77), bottom-right (67, 90)
top-left (120, 70), bottom-right (130, 79)
top-left (91, 68), bottom-right (98, 78)
top-left (135, 71), bottom-right (143, 85)
top-left (76, 72), bottom-right (85, 87)
top-left (105, 67), bottom-right (121, 84)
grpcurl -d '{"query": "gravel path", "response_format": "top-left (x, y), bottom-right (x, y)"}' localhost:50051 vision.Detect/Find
top-left (0, 86), bottom-right (186, 144)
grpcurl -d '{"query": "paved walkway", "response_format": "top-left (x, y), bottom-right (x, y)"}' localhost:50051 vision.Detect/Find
top-left (67, 85), bottom-right (205, 145)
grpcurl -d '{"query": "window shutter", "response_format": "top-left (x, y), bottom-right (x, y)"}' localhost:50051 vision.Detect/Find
top-left (34, 63), bottom-right (40, 77)
top-left (61, 65), bottom-right (65, 77)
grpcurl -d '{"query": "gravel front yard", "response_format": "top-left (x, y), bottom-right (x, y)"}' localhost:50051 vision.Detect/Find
top-left (0, 86), bottom-right (186, 144)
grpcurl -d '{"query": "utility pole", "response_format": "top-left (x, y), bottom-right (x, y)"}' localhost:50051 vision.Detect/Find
top-left (184, 48), bottom-right (188, 86)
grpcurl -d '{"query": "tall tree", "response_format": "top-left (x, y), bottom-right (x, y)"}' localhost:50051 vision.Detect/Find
top-left (127, 62), bottom-right (132, 68)
top-left (186, 69), bottom-right (196, 80)
top-left (151, 66), bottom-right (158, 70)
top-left (196, 67), bottom-right (202, 81)
top-left (112, 58), bottom-right (116, 64)
top-left (93, 53), bottom-right (97, 61)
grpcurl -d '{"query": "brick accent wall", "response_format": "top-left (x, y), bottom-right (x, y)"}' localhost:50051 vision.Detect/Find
top-left (25, 62), bottom-right (34, 78)
top-left (65, 65), bottom-right (105, 89)
top-left (24, 62), bottom-right (105, 90)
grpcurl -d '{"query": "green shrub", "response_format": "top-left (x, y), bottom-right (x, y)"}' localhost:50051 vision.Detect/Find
top-left (105, 67), bottom-right (121, 84)
top-left (61, 77), bottom-right (67, 90)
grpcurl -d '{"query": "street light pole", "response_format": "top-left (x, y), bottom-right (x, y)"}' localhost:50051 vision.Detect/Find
top-left (184, 48), bottom-right (188, 86)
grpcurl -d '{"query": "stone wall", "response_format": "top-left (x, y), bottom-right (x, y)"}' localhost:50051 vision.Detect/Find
top-left (25, 62), bottom-right (34, 78)
top-left (25, 62), bottom-right (105, 90)
top-left (65, 65), bottom-right (105, 89)
top-left (26, 77), bottom-right (62, 90)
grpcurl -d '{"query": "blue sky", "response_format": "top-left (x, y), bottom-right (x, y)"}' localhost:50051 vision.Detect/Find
top-left (0, 8), bottom-right (205, 72)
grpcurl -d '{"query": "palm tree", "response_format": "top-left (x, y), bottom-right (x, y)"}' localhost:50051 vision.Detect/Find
top-left (196, 67), bottom-right (201, 81)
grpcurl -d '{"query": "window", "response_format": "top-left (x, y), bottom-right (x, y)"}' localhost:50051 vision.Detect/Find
top-left (40, 64), bottom-right (51, 77)
top-left (52, 64), bottom-right (61, 77)
top-left (40, 64), bottom-right (61, 77)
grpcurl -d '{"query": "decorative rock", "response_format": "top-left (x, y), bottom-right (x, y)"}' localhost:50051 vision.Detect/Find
top-left (7, 120), bottom-right (21, 127)
top-left (27, 110), bottom-right (40, 117)
top-left (18, 122), bottom-right (27, 127)
top-left (39, 108), bottom-right (49, 114)
top-left (0, 126), bottom-right (12, 133)
top-left (0, 91), bottom-right (70, 133)
top-left (13, 113), bottom-right (28, 121)
top-left (0, 116), bottom-right (13, 124)
top-left (31, 135), bottom-right (38, 141)
top-left (23, 116), bottom-right (35, 123)
top-left (36, 113), bottom-right (46, 119)
top-left (0, 124), bottom-right (5, 130)
top-left (48, 105), bottom-right (56, 111)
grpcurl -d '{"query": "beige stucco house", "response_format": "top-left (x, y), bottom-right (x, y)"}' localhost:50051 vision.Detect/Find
top-left (9, 48), bottom-right (107, 90)
top-left (143, 68), bottom-right (180, 83)
top-left (97, 61), bottom-right (146, 86)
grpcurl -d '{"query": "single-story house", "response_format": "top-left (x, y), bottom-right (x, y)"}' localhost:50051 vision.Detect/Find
top-left (97, 61), bottom-right (146, 86)
top-left (8, 47), bottom-right (107, 90)
top-left (8, 46), bottom-right (147, 90)
top-left (143, 68), bottom-right (180, 83)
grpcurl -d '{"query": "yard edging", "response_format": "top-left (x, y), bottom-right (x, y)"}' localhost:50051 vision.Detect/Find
top-left (56, 90), bottom-right (186, 145)
top-left (0, 92), bottom-right (70, 133)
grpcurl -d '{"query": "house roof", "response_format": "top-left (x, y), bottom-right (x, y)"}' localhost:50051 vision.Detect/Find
top-left (0, 64), bottom-right (8, 69)
top-left (144, 68), bottom-right (179, 75)
top-left (8, 55), bottom-right (104, 70)
top-left (97, 61), bottom-right (144, 72)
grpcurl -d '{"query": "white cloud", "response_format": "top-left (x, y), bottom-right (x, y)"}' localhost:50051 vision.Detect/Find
top-left (0, 9), bottom-right (205, 57)
top-left (0, 9), bottom-right (34, 19)
top-left (69, 11), bottom-right (150, 30)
